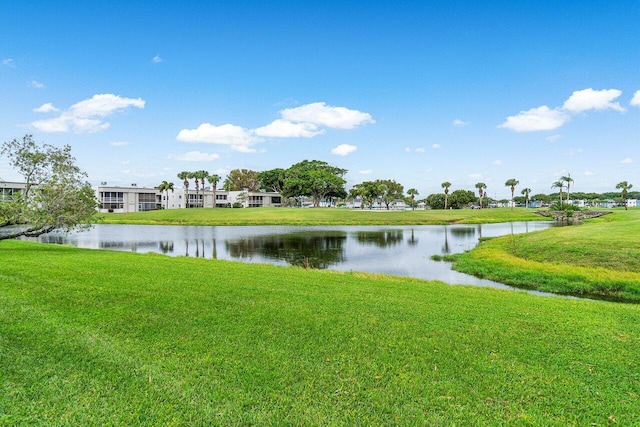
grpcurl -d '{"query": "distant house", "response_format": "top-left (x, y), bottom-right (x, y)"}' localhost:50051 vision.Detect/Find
top-left (627, 199), bottom-right (639, 208)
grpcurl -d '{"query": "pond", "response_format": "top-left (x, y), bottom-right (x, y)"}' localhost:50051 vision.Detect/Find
top-left (32, 222), bottom-right (555, 292)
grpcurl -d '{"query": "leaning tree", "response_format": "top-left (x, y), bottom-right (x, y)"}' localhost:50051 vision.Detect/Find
top-left (616, 181), bottom-right (633, 210)
top-left (1, 135), bottom-right (97, 241)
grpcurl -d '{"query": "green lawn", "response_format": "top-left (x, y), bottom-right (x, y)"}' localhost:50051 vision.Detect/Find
top-left (452, 209), bottom-right (640, 301)
top-left (98, 206), bottom-right (547, 226)
top-left (2, 239), bottom-right (640, 425)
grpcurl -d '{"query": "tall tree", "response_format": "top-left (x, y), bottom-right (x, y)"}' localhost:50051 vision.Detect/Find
top-left (0, 135), bottom-right (97, 240)
top-left (177, 171), bottom-right (190, 208)
top-left (441, 182), bottom-right (451, 210)
top-left (560, 174), bottom-right (574, 202)
top-left (407, 188), bottom-right (419, 210)
top-left (375, 179), bottom-right (404, 210)
top-left (475, 182), bottom-right (487, 209)
top-left (189, 171), bottom-right (200, 207)
top-left (448, 189), bottom-right (476, 209)
top-left (616, 181), bottom-right (633, 210)
top-left (521, 187), bottom-right (531, 209)
top-left (551, 180), bottom-right (565, 204)
top-left (258, 168), bottom-right (288, 206)
top-left (157, 180), bottom-right (174, 209)
top-left (504, 179), bottom-right (519, 210)
top-left (225, 169), bottom-right (261, 191)
top-left (194, 170), bottom-right (208, 207)
top-left (282, 160), bottom-right (347, 207)
top-left (207, 173), bottom-right (221, 208)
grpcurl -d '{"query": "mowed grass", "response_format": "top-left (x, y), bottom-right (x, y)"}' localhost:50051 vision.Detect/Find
top-left (98, 206), bottom-right (546, 226)
top-left (2, 240), bottom-right (640, 425)
top-left (453, 209), bottom-right (640, 301)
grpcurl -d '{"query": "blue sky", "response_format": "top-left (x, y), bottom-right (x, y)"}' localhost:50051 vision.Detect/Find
top-left (1, 1), bottom-right (639, 199)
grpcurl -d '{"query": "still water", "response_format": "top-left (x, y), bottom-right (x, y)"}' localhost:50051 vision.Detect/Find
top-left (34, 222), bottom-right (554, 291)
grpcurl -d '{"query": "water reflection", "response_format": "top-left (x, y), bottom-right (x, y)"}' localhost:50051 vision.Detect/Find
top-left (226, 231), bottom-right (347, 268)
top-left (356, 230), bottom-right (404, 247)
top-left (27, 222), bottom-right (555, 288)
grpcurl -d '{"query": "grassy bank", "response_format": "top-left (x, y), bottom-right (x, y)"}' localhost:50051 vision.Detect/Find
top-left (98, 207), bottom-right (547, 226)
top-left (2, 240), bottom-right (640, 425)
top-left (452, 209), bottom-right (640, 301)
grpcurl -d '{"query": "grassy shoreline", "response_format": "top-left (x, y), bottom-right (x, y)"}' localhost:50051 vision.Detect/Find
top-left (1, 239), bottom-right (639, 425)
top-left (450, 209), bottom-right (640, 302)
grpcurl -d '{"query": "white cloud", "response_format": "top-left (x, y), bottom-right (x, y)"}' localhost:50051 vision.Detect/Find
top-left (584, 171), bottom-right (595, 176)
top-left (562, 88), bottom-right (625, 113)
top-left (2, 58), bottom-right (14, 67)
top-left (565, 148), bottom-right (583, 156)
top-left (359, 169), bottom-right (373, 175)
top-left (405, 147), bottom-right (412, 152)
top-left (452, 118), bottom-right (469, 127)
top-left (631, 90), bottom-right (640, 107)
top-left (254, 119), bottom-right (323, 138)
top-left (29, 80), bottom-right (45, 89)
top-left (177, 123), bottom-right (261, 153)
top-left (621, 157), bottom-right (634, 164)
top-left (169, 151), bottom-right (221, 162)
top-left (280, 102), bottom-right (374, 129)
top-left (153, 55), bottom-right (162, 63)
top-left (232, 145), bottom-right (257, 153)
top-left (110, 141), bottom-right (129, 147)
top-left (69, 94), bottom-right (145, 118)
top-left (33, 102), bottom-right (59, 113)
top-left (31, 94), bottom-right (145, 133)
top-left (493, 160), bottom-right (502, 165)
top-left (178, 102), bottom-right (373, 153)
top-left (432, 144), bottom-right (441, 149)
top-left (415, 147), bottom-right (426, 153)
top-left (499, 105), bottom-right (569, 132)
top-left (545, 134), bottom-right (563, 142)
top-left (331, 144), bottom-right (357, 156)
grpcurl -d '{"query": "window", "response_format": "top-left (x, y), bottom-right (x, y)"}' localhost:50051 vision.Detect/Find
top-left (216, 194), bottom-right (227, 200)
top-left (138, 193), bottom-right (157, 211)
top-left (99, 191), bottom-right (124, 210)
top-left (271, 196), bottom-right (281, 204)
top-left (248, 195), bottom-right (263, 208)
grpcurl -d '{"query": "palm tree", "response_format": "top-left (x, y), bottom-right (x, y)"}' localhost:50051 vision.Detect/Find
top-left (521, 187), bottom-right (531, 209)
top-left (560, 174), bottom-right (574, 203)
top-left (441, 182), bottom-right (451, 210)
top-left (551, 180), bottom-right (565, 204)
top-left (157, 180), bottom-right (174, 209)
top-left (188, 171), bottom-right (200, 207)
top-left (407, 188), bottom-right (419, 210)
top-left (475, 182), bottom-right (487, 209)
top-left (616, 181), bottom-right (633, 210)
top-left (177, 171), bottom-right (190, 208)
top-left (192, 170), bottom-right (208, 208)
top-left (504, 179), bottom-right (519, 210)
top-left (207, 173), bottom-right (221, 208)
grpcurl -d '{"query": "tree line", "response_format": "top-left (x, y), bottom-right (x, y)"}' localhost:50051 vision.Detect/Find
top-left (166, 161), bottom-right (636, 211)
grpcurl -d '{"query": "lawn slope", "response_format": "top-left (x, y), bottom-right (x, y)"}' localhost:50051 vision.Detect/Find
top-left (452, 209), bottom-right (640, 302)
top-left (1, 240), bottom-right (639, 425)
top-left (98, 207), bottom-right (546, 226)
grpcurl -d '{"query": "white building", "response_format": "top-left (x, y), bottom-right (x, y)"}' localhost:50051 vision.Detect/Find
top-left (96, 184), bottom-right (282, 213)
top-left (0, 181), bottom-right (27, 200)
top-left (96, 184), bottom-right (160, 213)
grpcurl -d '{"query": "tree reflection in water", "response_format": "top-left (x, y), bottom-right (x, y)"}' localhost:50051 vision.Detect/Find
top-left (355, 230), bottom-right (404, 248)
top-left (225, 231), bottom-right (347, 269)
